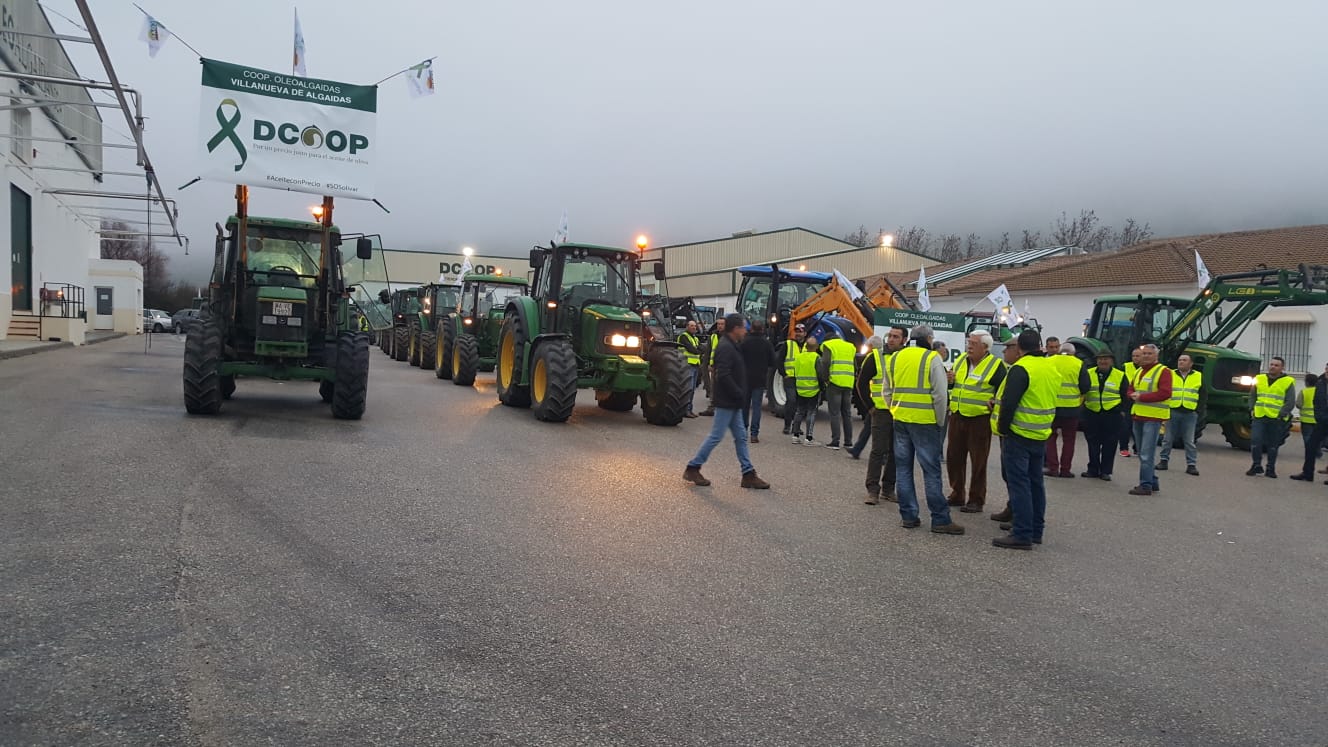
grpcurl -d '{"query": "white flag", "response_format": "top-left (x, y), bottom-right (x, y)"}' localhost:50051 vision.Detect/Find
top-left (833, 269), bottom-right (864, 301)
top-left (138, 15), bottom-right (170, 58)
top-left (292, 9), bottom-right (307, 76)
top-left (986, 283), bottom-right (1012, 311)
top-left (552, 210), bottom-right (569, 246)
top-left (1195, 249), bottom-right (1211, 288)
top-left (457, 256), bottom-right (473, 282)
top-left (917, 266), bottom-right (931, 312)
top-left (406, 60), bottom-right (435, 97)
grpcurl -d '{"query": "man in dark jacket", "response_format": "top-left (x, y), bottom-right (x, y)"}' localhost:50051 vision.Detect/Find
top-left (685, 314), bottom-right (771, 489)
top-left (1291, 368), bottom-right (1328, 481)
top-left (740, 319), bottom-right (776, 443)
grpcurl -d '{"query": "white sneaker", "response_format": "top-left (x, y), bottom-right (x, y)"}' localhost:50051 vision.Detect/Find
top-left (791, 435), bottom-right (801, 444)
top-left (804, 438), bottom-right (819, 447)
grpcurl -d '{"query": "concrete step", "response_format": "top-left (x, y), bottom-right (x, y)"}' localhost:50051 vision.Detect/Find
top-left (6, 316), bottom-right (41, 340)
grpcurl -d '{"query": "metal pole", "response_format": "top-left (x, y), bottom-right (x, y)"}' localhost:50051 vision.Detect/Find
top-left (0, 70), bottom-right (138, 97)
top-left (0, 134), bottom-right (138, 149)
top-left (0, 99), bottom-right (123, 110)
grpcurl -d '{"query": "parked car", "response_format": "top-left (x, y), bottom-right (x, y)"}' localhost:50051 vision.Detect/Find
top-left (143, 308), bottom-right (171, 332)
top-left (171, 308), bottom-right (202, 334)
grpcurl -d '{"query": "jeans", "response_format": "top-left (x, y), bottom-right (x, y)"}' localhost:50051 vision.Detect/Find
top-left (1160, 408), bottom-right (1198, 466)
top-left (1251, 417), bottom-right (1288, 469)
top-left (1044, 415), bottom-right (1079, 474)
top-left (782, 374), bottom-right (798, 432)
top-left (865, 409), bottom-right (896, 496)
top-left (688, 407), bottom-right (754, 474)
top-left (894, 421), bottom-right (952, 525)
top-left (1132, 419), bottom-right (1162, 489)
top-left (686, 365), bottom-right (698, 414)
top-left (1082, 408), bottom-right (1121, 476)
top-left (945, 413), bottom-right (993, 505)
top-left (743, 387), bottom-right (765, 437)
top-left (790, 394), bottom-right (819, 438)
top-left (1002, 434), bottom-right (1047, 542)
top-left (1301, 423), bottom-right (1324, 477)
top-left (824, 384), bottom-right (853, 445)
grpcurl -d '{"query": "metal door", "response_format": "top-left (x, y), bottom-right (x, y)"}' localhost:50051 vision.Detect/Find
top-left (93, 286), bottom-right (114, 330)
top-left (10, 185), bottom-right (31, 311)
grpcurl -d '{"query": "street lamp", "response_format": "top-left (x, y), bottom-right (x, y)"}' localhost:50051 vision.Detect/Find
top-left (462, 246), bottom-right (474, 257)
top-left (635, 234), bottom-right (649, 252)
top-left (880, 233), bottom-right (893, 248)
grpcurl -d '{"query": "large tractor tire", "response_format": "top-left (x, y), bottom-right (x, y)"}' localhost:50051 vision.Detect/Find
top-left (766, 369), bottom-right (789, 418)
top-left (496, 310), bottom-right (532, 408)
top-left (419, 328), bottom-right (438, 372)
top-left (1223, 421), bottom-right (1252, 450)
top-left (452, 334), bottom-right (480, 387)
top-left (220, 375), bottom-right (236, 400)
top-left (530, 339), bottom-right (578, 422)
top-left (407, 320), bottom-right (422, 367)
top-left (641, 345), bottom-right (689, 426)
top-left (319, 380), bottom-right (334, 403)
top-left (597, 391), bottom-right (638, 412)
top-left (331, 332), bottom-right (370, 420)
top-left (436, 315), bottom-right (456, 380)
top-left (392, 325), bottom-right (409, 361)
top-left (183, 320), bottom-right (224, 415)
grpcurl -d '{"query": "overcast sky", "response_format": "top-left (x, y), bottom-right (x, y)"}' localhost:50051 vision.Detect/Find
top-left (56, 1), bottom-right (1328, 280)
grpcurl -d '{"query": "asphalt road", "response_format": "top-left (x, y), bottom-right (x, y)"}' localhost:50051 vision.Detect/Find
top-left (2, 335), bottom-right (1326, 746)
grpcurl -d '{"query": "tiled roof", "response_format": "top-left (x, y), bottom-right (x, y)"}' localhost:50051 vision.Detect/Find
top-left (861, 224), bottom-right (1328, 298)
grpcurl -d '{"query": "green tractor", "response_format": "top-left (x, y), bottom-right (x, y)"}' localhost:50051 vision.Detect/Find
top-left (436, 272), bottom-right (529, 385)
top-left (406, 282), bottom-right (461, 371)
top-left (495, 242), bottom-right (689, 424)
top-left (184, 189), bottom-right (377, 420)
top-left (385, 287), bottom-right (421, 362)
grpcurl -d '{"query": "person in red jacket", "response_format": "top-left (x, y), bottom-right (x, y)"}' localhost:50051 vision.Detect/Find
top-left (1124, 343), bottom-right (1173, 496)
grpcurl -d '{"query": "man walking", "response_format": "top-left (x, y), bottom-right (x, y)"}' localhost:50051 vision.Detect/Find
top-left (945, 330), bottom-right (1006, 513)
top-left (684, 313), bottom-right (770, 489)
top-left (860, 328), bottom-right (904, 503)
top-left (740, 319), bottom-right (776, 443)
top-left (992, 330), bottom-right (1058, 550)
top-left (1158, 354), bottom-right (1202, 475)
top-left (1291, 370), bottom-right (1327, 482)
top-left (1044, 343), bottom-right (1089, 478)
top-left (889, 325), bottom-right (963, 534)
top-left (778, 324), bottom-right (808, 435)
top-left (678, 320), bottom-right (702, 418)
top-left (1126, 344), bottom-right (1173, 496)
top-left (1080, 350), bottom-right (1125, 481)
top-left (1247, 355), bottom-right (1295, 478)
top-left (820, 334), bottom-right (857, 450)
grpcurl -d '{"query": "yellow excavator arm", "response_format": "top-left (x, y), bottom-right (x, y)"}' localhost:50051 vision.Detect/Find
top-left (787, 275), bottom-right (875, 340)
top-left (862, 276), bottom-right (912, 311)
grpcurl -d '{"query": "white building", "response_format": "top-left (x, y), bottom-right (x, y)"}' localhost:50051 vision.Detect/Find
top-left (0, 0), bottom-right (141, 342)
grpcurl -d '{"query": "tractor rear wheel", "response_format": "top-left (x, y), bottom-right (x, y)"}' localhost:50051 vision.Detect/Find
top-left (496, 310), bottom-right (532, 408)
top-left (420, 328), bottom-right (438, 371)
top-left (332, 332), bottom-right (370, 420)
top-left (437, 315), bottom-right (456, 380)
top-left (530, 339), bottom-right (578, 422)
top-left (220, 375), bottom-right (236, 400)
top-left (766, 369), bottom-right (789, 418)
top-left (641, 345), bottom-right (689, 426)
top-left (183, 320), bottom-right (224, 415)
top-left (452, 334), bottom-right (479, 386)
top-left (408, 320), bottom-right (422, 367)
top-left (392, 325), bottom-right (409, 361)
top-left (319, 380), bottom-right (334, 403)
top-left (597, 391), bottom-right (637, 412)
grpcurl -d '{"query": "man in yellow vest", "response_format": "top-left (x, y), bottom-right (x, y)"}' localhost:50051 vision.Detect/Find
top-left (1119, 347), bottom-right (1143, 457)
top-left (888, 325), bottom-right (963, 534)
top-left (698, 318), bottom-right (727, 416)
top-left (677, 321), bottom-right (702, 418)
top-left (1246, 355), bottom-right (1295, 478)
top-left (778, 324), bottom-right (808, 435)
top-left (789, 337), bottom-right (825, 445)
top-left (992, 329), bottom-right (1058, 549)
top-left (1292, 371), bottom-right (1326, 481)
top-left (1125, 343), bottom-right (1173, 496)
top-left (1080, 350), bottom-right (1125, 481)
top-left (944, 330), bottom-right (1006, 513)
top-left (1044, 343), bottom-right (1090, 478)
top-left (1158, 353), bottom-right (1202, 475)
top-left (820, 335), bottom-right (857, 450)
top-left (858, 327), bottom-right (906, 504)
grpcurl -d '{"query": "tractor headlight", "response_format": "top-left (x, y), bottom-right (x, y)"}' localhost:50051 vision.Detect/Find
top-left (1233, 375), bottom-right (1256, 386)
top-left (627, 335), bottom-right (640, 347)
top-left (611, 333), bottom-right (627, 347)
top-left (608, 334), bottom-right (641, 348)
top-left (463, 317), bottom-right (473, 326)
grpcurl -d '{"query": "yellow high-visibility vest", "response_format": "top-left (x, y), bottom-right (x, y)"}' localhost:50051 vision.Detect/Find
top-left (1131, 365), bottom-right (1171, 420)
top-left (1084, 367), bottom-right (1124, 412)
top-left (1301, 387), bottom-right (1317, 425)
top-left (870, 349), bottom-right (888, 410)
top-left (708, 333), bottom-right (719, 362)
top-left (782, 339), bottom-right (799, 376)
top-left (678, 332), bottom-right (700, 366)
top-left (1052, 354), bottom-right (1085, 409)
top-left (989, 355), bottom-right (1056, 440)
top-left (822, 338), bottom-right (856, 388)
top-left (951, 352), bottom-right (1003, 417)
top-left (888, 347), bottom-right (938, 425)
top-left (794, 349), bottom-right (821, 397)
top-left (1253, 374), bottom-right (1294, 419)
top-left (1170, 369), bottom-right (1201, 410)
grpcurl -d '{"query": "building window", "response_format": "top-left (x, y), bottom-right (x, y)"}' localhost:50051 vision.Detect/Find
top-left (10, 101), bottom-right (31, 162)
top-left (1260, 322), bottom-right (1311, 373)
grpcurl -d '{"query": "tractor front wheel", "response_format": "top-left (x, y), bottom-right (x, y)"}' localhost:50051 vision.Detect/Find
top-left (407, 321), bottom-right (422, 367)
top-left (331, 332), bottom-right (370, 420)
top-left (452, 334), bottom-right (479, 386)
top-left (419, 328), bottom-right (438, 371)
top-left (496, 310), bottom-right (532, 408)
top-left (641, 345), bottom-right (689, 426)
top-left (1223, 421), bottom-right (1252, 450)
top-left (766, 369), bottom-right (789, 418)
top-left (437, 315), bottom-right (456, 380)
top-left (530, 339), bottom-right (578, 422)
top-left (392, 326), bottom-right (409, 361)
top-left (183, 320), bottom-right (224, 415)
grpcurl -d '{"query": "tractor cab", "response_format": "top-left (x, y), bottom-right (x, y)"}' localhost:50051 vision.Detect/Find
top-left (734, 265), bottom-right (832, 339)
top-left (436, 272), bottom-right (528, 385)
top-left (529, 243), bottom-right (660, 355)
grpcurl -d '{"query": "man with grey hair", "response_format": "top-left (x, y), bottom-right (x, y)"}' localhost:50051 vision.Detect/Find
top-left (889, 324), bottom-right (962, 534)
top-left (945, 329), bottom-right (1006, 513)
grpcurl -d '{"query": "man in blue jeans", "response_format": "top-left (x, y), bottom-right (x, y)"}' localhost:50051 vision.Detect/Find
top-left (992, 330), bottom-right (1058, 550)
top-left (740, 319), bottom-right (776, 443)
top-left (684, 313), bottom-right (771, 489)
top-left (889, 325), bottom-right (963, 534)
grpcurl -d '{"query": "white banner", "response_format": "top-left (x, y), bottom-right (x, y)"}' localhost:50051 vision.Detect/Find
top-left (197, 58), bottom-right (377, 199)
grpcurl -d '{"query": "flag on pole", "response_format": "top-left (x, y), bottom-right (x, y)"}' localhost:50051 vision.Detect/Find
top-left (406, 59), bottom-right (435, 97)
top-left (138, 14), bottom-right (170, 58)
top-left (552, 210), bottom-right (569, 246)
top-left (292, 9), bottom-right (307, 76)
top-left (917, 266), bottom-right (931, 312)
top-left (833, 269), bottom-right (864, 301)
top-left (457, 255), bottom-right (474, 283)
top-left (1195, 249), bottom-right (1211, 288)
top-left (986, 284), bottom-right (1012, 312)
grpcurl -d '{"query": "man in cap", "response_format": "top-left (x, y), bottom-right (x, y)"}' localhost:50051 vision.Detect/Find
top-left (888, 324), bottom-right (963, 534)
top-left (777, 323), bottom-right (808, 435)
top-left (992, 329), bottom-right (1058, 549)
top-left (1080, 350), bottom-right (1126, 480)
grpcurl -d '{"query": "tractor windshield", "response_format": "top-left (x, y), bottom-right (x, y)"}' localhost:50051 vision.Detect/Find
top-left (560, 254), bottom-right (634, 308)
top-left (246, 235), bottom-right (320, 288)
top-left (479, 284), bottom-right (524, 315)
top-left (737, 277), bottom-right (820, 321)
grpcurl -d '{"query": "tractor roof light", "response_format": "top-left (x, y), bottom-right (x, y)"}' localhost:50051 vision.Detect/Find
top-left (636, 234), bottom-right (649, 252)
top-left (310, 205), bottom-right (325, 219)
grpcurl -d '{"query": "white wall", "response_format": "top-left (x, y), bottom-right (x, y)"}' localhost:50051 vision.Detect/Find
top-left (88, 259), bottom-right (144, 334)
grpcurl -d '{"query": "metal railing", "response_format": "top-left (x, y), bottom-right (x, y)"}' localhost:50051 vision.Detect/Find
top-left (37, 283), bottom-right (86, 338)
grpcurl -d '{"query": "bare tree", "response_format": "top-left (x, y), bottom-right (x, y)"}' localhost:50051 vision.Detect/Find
top-left (1020, 229), bottom-right (1042, 251)
top-left (937, 233), bottom-right (963, 262)
top-left (893, 225), bottom-right (933, 257)
top-left (964, 233), bottom-right (983, 258)
top-left (995, 232), bottom-right (1011, 254)
top-left (1051, 209), bottom-right (1112, 252)
top-left (1113, 218), bottom-right (1154, 249)
top-left (101, 219), bottom-right (171, 306)
top-left (842, 224), bottom-right (873, 248)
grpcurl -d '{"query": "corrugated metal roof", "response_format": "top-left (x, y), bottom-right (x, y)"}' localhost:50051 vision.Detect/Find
top-left (908, 245), bottom-right (1080, 288)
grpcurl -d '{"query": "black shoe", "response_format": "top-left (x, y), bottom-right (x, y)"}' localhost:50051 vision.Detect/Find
top-left (900, 518), bottom-right (921, 529)
top-left (1100, 474), bottom-right (1112, 481)
top-left (1290, 473), bottom-right (1311, 481)
top-left (847, 450), bottom-right (861, 460)
top-left (931, 522), bottom-right (965, 535)
top-left (864, 493), bottom-right (879, 505)
top-left (1156, 460), bottom-right (1169, 471)
top-left (782, 427), bottom-right (790, 435)
top-left (993, 534), bottom-right (1033, 550)
top-left (999, 522), bottom-right (1012, 531)
top-left (1246, 464), bottom-right (1264, 476)
top-left (1266, 470), bottom-right (1278, 479)
top-left (1185, 466), bottom-right (1199, 476)
top-left (882, 490), bottom-right (898, 503)
top-left (1080, 471), bottom-right (1100, 478)
top-left (990, 507), bottom-right (1012, 522)
top-left (959, 504), bottom-right (983, 513)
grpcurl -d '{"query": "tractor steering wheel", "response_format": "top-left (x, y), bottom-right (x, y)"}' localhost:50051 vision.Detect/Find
top-left (267, 265), bottom-right (298, 275)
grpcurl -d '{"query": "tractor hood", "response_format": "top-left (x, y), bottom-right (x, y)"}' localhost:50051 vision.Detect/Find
top-left (581, 303), bottom-right (642, 324)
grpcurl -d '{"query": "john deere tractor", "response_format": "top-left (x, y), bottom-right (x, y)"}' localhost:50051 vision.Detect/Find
top-left (495, 242), bottom-right (688, 424)
top-left (437, 272), bottom-right (528, 385)
top-left (404, 282), bottom-right (460, 371)
top-left (385, 287), bottom-right (421, 362)
top-left (184, 187), bottom-right (375, 419)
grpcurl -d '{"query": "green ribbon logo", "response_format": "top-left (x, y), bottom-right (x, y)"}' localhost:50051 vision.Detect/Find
top-left (206, 98), bottom-right (247, 172)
